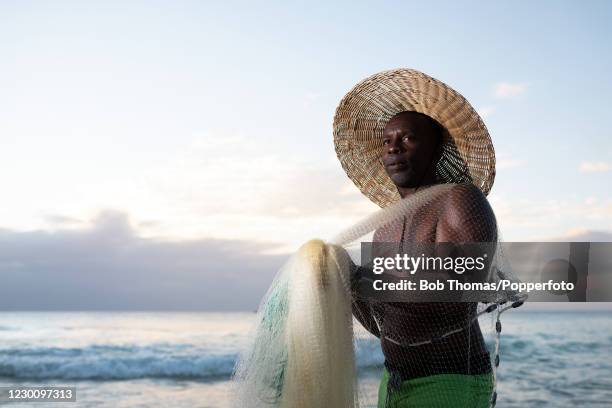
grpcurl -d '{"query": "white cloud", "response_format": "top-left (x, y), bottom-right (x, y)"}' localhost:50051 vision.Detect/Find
top-left (87, 132), bottom-right (377, 248)
top-left (494, 82), bottom-right (528, 99)
top-left (42, 214), bottom-right (83, 226)
top-left (488, 193), bottom-right (612, 241)
top-left (548, 228), bottom-right (612, 241)
top-left (0, 128), bottom-right (377, 250)
top-left (477, 106), bottom-right (495, 118)
top-left (579, 161), bottom-right (610, 173)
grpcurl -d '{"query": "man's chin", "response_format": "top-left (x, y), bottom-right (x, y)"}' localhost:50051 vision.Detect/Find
top-left (389, 173), bottom-right (419, 188)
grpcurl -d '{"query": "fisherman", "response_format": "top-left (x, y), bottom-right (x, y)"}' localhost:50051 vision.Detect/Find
top-left (333, 69), bottom-right (499, 407)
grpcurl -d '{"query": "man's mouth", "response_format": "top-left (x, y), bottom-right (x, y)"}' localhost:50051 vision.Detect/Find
top-left (385, 160), bottom-right (410, 172)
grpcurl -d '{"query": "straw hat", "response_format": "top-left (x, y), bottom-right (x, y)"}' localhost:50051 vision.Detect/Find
top-left (333, 68), bottom-right (496, 208)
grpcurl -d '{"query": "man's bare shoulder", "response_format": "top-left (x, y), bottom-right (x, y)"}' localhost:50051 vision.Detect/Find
top-left (444, 182), bottom-right (489, 209)
top-left (437, 183), bottom-right (496, 241)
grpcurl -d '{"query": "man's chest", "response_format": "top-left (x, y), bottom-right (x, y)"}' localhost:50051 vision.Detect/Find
top-left (374, 204), bottom-right (442, 244)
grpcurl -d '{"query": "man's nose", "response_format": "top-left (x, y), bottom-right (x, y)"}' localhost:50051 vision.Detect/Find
top-left (387, 143), bottom-right (401, 154)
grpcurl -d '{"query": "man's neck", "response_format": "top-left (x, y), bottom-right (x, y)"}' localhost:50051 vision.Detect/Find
top-left (397, 175), bottom-right (438, 198)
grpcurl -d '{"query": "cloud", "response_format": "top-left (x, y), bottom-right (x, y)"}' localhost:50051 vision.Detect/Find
top-left (150, 135), bottom-right (368, 219)
top-left (42, 214), bottom-right (83, 226)
top-left (494, 82), bottom-right (528, 99)
top-left (0, 210), bottom-right (286, 311)
top-left (136, 134), bottom-right (377, 247)
top-left (3, 205), bottom-right (610, 310)
top-left (477, 106), bottom-right (495, 119)
top-left (579, 161), bottom-right (610, 173)
top-left (488, 193), bottom-right (612, 241)
top-left (540, 229), bottom-right (612, 242)
top-left (0, 130), bottom-right (375, 250)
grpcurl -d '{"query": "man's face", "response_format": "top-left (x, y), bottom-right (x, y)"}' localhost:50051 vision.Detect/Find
top-left (382, 111), bottom-right (441, 188)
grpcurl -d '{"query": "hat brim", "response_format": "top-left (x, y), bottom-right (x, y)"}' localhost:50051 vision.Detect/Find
top-left (333, 68), bottom-right (496, 208)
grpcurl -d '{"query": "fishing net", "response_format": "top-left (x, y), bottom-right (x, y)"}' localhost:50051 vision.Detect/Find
top-left (231, 182), bottom-right (526, 408)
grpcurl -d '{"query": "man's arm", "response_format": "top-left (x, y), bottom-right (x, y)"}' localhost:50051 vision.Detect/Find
top-left (350, 263), bottom-right (381, 338)
top-left (434, 183), bottom-right (498, 296)
top-left (326, 243), bottom-right (381, 338)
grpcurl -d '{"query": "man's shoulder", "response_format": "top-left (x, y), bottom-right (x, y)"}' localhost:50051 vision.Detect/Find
top-left (436, 183), bottom-right (497, 241)
top-left (440, 182), bottom-right (489, 210)
top-left (445, 182), bottom-right (487, 202)
top-left (439, 183), bottom-right (493, 222)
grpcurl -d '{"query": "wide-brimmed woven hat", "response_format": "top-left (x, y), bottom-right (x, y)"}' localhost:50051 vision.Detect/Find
top-left (333, 68), bottom-right (496, 208)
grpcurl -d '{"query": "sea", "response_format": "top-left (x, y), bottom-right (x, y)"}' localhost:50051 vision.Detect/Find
top-left (0, 310), bottom-right (611, 407)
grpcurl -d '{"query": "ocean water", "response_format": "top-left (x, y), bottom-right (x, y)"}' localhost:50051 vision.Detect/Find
top-left (0, 311), bottom-right (611, 407)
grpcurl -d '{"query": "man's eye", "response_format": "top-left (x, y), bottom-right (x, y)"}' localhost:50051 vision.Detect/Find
top-left (382, 139), bottom-right (390, 145)
top-left (403, 135), bottom-right (415, 142)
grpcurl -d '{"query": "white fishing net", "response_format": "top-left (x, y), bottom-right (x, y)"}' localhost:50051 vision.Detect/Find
top-left (231, 183), bottom-right (526, 408)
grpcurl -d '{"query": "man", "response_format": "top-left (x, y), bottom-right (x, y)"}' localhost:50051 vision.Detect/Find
top-left (333, 69), bottom-right (498, 407)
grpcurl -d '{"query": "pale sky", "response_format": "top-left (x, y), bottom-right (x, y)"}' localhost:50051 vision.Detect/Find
top-left (1, 1), bottom-right (611, 309)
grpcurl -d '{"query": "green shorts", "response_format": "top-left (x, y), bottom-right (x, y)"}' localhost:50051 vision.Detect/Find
top-left (378, 367), bottom-right (494, 408)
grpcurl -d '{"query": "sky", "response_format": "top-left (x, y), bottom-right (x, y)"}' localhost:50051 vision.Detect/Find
top-left (1, 0), bottom-right (611, 310)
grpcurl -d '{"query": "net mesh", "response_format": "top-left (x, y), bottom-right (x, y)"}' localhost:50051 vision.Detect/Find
top-left (232, 182), bottom-right (526, 408)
